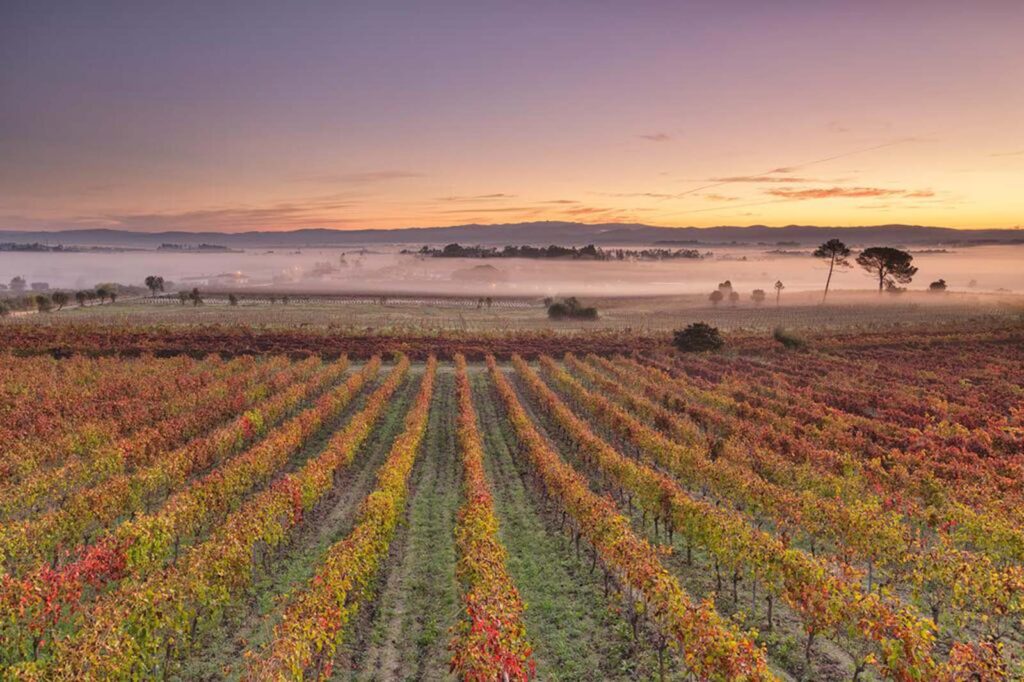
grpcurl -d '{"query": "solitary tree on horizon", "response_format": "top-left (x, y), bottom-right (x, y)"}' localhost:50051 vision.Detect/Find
top-left (774, 280), bottom-right (785, 306)
top-left (144, 275), bottom-right (165, 297)
top-left (813, 238), bottom-right (851, 302)
top-left (856, 247), bottom-right (918, 292)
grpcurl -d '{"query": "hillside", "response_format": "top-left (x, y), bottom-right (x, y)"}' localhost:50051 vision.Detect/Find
top-left (1, 222), bottom-right (1022, 249)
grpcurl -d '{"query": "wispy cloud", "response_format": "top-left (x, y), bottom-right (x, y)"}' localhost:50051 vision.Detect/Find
top-left (765, 186), bottom-right (933, 200)
top-left (638, 132), bottom-right (672, 142)
top-left (75, 203), bottom-right (360, 231)
top-left (602, 191), bottom-right (680, 199)
top-left (990, 149), bottom-right (1024, 157)
top-left (708, 175), bottom-right (817, 184)
top-left (436, 206), bottom-right (545, 215)
top-left (432, 200), bottom-right (636, 222)
top-left (69, 192), bottom-right (368, 231)
top-left (564, 206), bottom-right (616, 215)
top-left (702, 193), bottom-right (739, 202)
top-left (289, 170), bottom-right (423, 184)
top-left (435, 193), bottom-right (516, 202)
top-left (669, 138), bottom-right (917, 201)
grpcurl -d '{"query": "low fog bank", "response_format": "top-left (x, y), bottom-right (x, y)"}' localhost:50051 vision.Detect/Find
top-left (2, 244), bottom-right (1022, 299)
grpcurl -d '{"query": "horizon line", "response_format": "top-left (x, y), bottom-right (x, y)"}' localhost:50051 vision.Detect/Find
top-left (2, 222), bottom-right (1023, 236)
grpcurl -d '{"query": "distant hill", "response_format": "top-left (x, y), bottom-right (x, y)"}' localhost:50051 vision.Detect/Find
top-left (0, 222), bottom-right (1021, 248)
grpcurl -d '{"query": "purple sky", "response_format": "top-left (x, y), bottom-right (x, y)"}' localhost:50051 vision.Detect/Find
top-left (2, 0), bottom-right (1022, 231)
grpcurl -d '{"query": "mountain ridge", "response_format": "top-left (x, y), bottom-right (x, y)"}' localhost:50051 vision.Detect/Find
top-left (2, 222), bottom-right (1021, 248)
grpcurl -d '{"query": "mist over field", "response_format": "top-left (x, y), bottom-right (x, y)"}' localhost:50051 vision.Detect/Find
top-left (2, 243), bottom-right (1022, 298)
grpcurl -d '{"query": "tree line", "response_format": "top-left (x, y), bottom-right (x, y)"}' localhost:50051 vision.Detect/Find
top-left (0, 279), bottom-right (125, 316)
top-left (411, 243), bottom-right (705, 261)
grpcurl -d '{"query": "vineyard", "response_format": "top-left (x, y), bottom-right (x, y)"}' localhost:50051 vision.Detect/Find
top-left (1, 323), bottom-right (1022, 680)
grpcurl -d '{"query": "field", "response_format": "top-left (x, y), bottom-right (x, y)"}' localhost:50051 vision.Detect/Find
top-left (1, 323), bottom-right (1023, 680)
top-left (6, 289), bottom-right (1022, 333)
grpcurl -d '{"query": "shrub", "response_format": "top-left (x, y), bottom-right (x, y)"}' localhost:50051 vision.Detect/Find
top-left (547, 297), bottom-right (598, 321)
top-left (773, 326), bottom-right (807, 350)
top-left (547, 302), bottom-right (570, 319)
top-left (673, 322), bottom-right (724, 352)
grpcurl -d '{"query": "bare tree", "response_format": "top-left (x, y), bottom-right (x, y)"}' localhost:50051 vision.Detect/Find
top-left (813, 239), bottom-right (851, 302)
top-left (774, 280), bottom-right (784, 306)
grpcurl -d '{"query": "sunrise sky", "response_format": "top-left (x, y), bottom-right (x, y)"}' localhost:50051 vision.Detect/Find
top-left (2, 1), bottom-right (1022, 232)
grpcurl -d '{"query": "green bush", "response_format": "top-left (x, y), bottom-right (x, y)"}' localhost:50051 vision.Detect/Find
top-left (773, 326), bottom-right (807, 350)
top-left (547, 297), bottom-right (598, 320)
top-left (672, 322), bottom-right (724, 352)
